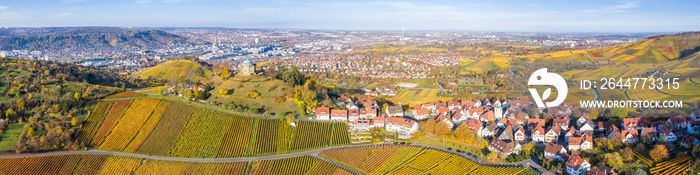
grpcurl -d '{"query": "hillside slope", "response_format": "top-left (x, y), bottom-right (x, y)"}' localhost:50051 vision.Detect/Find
top-left (77, 97), bottom-right (350, 158)
top-left (132, 59), bottom-right (212, 81)
top-left (518, 32), bottom-right (700, 64)
top-left (0, 28), bottom-right (195, 50)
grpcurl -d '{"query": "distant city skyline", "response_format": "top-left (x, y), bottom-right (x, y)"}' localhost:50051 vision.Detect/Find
top-left (0, 0), bottom-right (699, 32)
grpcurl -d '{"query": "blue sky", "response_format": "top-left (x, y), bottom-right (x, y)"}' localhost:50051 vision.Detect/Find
top-left (0, 0), bottom-right (698, 32)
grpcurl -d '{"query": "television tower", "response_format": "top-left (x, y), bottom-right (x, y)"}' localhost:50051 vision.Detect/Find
top-left (402, 27), bottom-right (405, 40)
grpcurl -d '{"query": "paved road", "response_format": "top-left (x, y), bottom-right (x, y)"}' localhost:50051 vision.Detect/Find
top-left (0, 144), bottom-right (553, 174)
top-left (0, 148), bottom-right (326, 163)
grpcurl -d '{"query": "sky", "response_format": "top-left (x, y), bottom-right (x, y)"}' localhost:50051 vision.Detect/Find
top-left (0, 0), bottom-right (698, 32)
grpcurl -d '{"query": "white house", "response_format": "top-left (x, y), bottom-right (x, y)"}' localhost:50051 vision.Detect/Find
top-left (386, 117), bottom-right (418, 134)
top-left (566, 155), bottom-right (591, 175)
top-left (544, 143), bottom-right (567, 161)
top-left (531, 126), bottom-right (545, 143)
top-left (688, 121), bottom-right (700, 134)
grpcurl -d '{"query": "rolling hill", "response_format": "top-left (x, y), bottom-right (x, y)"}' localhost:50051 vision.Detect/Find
top-left (0, 27), bottom-right (200, 50)
top-left (518, 32), bottom-right (700, 64)
top-left (132, 59), bottom-right (212, 81)
top-left (77, 96), bottom-right (350, 158)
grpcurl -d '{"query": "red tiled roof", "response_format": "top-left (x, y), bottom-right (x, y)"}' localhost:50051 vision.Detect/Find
top-left (316, 107), bottom-right (330, 115)
top-left (331, 110), bottom-right (347, 117)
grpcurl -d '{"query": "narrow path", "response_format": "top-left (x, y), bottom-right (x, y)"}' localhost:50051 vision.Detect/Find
top-left (0, 144), bottom-right (553, 174)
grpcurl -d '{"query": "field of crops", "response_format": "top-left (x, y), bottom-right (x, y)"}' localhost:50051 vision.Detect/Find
top-left (100, 98), bottom-right (161, 151)
top-left (137, 102), bottom-right (195, 155)
top-left (650, 154), bottom-right (691, 175)
top-left (0, 154), bottom-right (354, 175)
top-left (632, 150), bottom-right (654, 166)
top-left (321, 145), bottom-right (536, 175)
top-left (89, 99), bottom-right (132, 147)
top-left (254, 156), bottom-right (353, 175)
top-left (78, 97), bottom-right (352, 158)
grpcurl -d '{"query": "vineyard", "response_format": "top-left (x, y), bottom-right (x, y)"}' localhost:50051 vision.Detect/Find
top-left (255, 156), bottom-right (353, 175)
top-left (632, 149), bottom-right (654, 166)
top-left (320, 145), bottom-right (536, 175)
top-left (77, 97), bottom-right (351, 158)
top-left (650, 154), bottom-right (692, 175)
top-left (0, 154), bottom-right (350, 175)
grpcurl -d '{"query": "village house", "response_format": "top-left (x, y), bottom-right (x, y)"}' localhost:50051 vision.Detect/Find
top-left (568, 136), bottom-right (593, 151)
top-left (623, 117), bottom-right (646, 130)
top-left (497, 125), bottom-right (515, 142)
top-left (374, 115), bottom-right (386, 128)
top-left (330, 109), bottom-right (348, 121)
top-left (436, 113), bottom-right (455, 129)
top-left (480, 110), bottom-right (497, 122)
top-left (687, 121), bottom-right (700, 134)
top-left (386, 117), bottom-right (418, 134)
top-left (575, 114), bottom-right (589, 127)
top-left (566, 155), bottom-right (591, 175)
top-left (640, 127), bottom-right (658, 142)
top-left (578, 120), bottom-right (595, 132)
top-left (452, 110), bottom-right (469, 124)
top-left (488, 138), bottom-right (521, 156)
top-left (514, 126), bottom-right (527, 141)
top-left (544, 142), bottom-right (567, 161)
top-left (413, 107), bottom-right (430, 120)
top-left (668, 116), bottom-right (691, 129)
top-left (681, 135), bottom-right (700, 147)
top-left (545, 126), bottom-right (561, 143)
top-left (437, 107), bottom-right (450, 116)
top-left (620, 130), bottom-right (639, 144)
top-left (316, 107), bottom-right (330, 120)
top-left (463, 119), bottom-right (483, 137)
top-left (364, 107), bottom-right (377, 119)
top-left (348, 108), bottom-right (360, 122)
top-left (351, 120), bottom-right (374, 131)
top-left (531, 126), bottom-right (545, 143)
top-left (482, 123), bottom-right (499, 138)
top-left (421, 103), bottom-right (436, 112)
top-left (386, 105), bottom-right (404, 117)
top-left (658, 125), bottom-right (676, 142)
top-left (527, 118), bottom-right (546, 130)
top-left (587, 164), bottom-right (619, 175)
top-left (596, 122), bottom-right (621, 132)
top-left (553, 116), bottom-right (571, 131)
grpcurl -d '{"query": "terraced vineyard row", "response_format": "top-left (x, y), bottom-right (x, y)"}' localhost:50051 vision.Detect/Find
top-left (632, 149), bottom-right (654, 166)
top-left (254, 156), bottom-right (353, 175)
top-left (78, 97), bottom-right (351, 158)
top-left (321, 145), bottom-right (537, 175)
top-left (0, 154), bottom-right (351, 175)
top-left (650, 154), bottom-right (691, 175)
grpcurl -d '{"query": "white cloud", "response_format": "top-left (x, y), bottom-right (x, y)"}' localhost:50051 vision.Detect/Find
top-left (0, 6), bottom-right (8, 10)
top-left (48, 12), bottom-right (72, 18)
top-left (583, 0), bottom-right (642, 13)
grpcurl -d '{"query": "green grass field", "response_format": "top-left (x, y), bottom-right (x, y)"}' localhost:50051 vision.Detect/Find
top-left (0, 122), bottom-right (25, 152)
top-left (385, 89), bottom-right (451, 106)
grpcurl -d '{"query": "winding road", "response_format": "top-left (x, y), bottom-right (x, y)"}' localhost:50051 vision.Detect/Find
top-left (0, 144), bottom-right (553, 175)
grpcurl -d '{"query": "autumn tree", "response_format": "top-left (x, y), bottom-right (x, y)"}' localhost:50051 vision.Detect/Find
top-left (71, 118), bottom-right (79, 126)
top-left (650, 145), bottom-right (669, 162)
top-left (488, 151), bottom-right (499, 161)
top-left (219, 88), bottom-right (229, 95)
top-left (621, 147), bottom-right (634, 161)
top-left (454, 124), bottom-right (471, 141)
